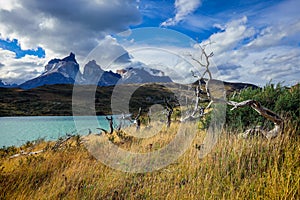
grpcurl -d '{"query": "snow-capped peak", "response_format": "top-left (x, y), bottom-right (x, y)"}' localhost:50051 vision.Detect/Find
top-left (116, 62), bottom-right (172, 84)
top-left (42, 52), bottom-right (79, 79)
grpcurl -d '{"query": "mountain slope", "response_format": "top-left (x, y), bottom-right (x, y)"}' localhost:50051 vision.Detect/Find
top-left (0, 81), bottom-right (258, 116)
top-left (16, 52), bottom-right (175, 89)
top-left (0, 80), bottom-right (18, 88)
top-left (82, 60), bottom-right (121, 86)
top-left (118, 66), bottom-right (172, 84)
top-left (20, 53), bottom-right (80, 89)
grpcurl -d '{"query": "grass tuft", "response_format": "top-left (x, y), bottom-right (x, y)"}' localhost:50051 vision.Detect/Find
top-left (0, 122), bottom-right (299, 199)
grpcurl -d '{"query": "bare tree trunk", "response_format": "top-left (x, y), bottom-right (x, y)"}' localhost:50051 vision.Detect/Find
top-left (106, 116), bottom-right (114, 134)
top-left (165, 99), bottom-right (173, 128)
top-left (135, 107), bottom-right (142, 131)
top-left (147, 108), bottom-right (151, 126)
top-left (182, 45), bottom-right (214, 122)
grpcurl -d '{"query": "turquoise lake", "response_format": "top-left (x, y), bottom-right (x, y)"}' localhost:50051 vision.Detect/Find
top-left (0, 116), bottom-right (125, 147)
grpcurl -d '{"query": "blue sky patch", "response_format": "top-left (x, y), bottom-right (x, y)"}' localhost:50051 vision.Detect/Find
top-left (0, 38), bottom-right (45, 59)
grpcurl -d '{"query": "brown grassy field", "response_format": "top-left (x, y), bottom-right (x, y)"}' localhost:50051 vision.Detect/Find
top-left (0, 121), bottom-right (299, 200)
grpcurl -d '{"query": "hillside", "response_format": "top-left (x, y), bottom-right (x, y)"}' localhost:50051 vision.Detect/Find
top-left (0, 81), bottom-right (257, 117)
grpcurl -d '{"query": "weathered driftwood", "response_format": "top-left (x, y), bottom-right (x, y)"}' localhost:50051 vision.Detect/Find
top-left (96, 116), bottom-right (114, 134)
top-left (227, 100), bottom-right (284, 139)
top-left (9, 134), bottom-right (77, 158)
top-left (51, 134), bottom-right (76, 150)
top-left (9, 149), bottom-right (44, 159)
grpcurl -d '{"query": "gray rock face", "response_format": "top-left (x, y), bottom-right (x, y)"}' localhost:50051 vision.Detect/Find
top-left (119, 67), bottom-right (172, 84)
top-left (20, 53), bottom-right (80, 89)
top-left (18, 53), bottom-right (173, 89)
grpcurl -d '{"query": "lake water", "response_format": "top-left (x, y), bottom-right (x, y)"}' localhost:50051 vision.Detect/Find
top-left (0, 116), bottom-right (126, 147)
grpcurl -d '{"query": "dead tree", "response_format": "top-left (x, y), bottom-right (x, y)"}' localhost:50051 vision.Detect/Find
top-left (106, 116), bottom-right (114, 134)
top-left (96, 116), bottom-right (114, 135)
top-left (190, 44), bottom-right (214, 100)
top-left (182, 44), bottom-right (214, 122)
top-left (184, 43), bottom-right (283, 139)
top-left (117, 113), bottom-right (125, 131)
top-left (165, 99), bottom-right (173, 128)
top-left (147, 108), bottom-right (151, 126)
top-left (135, 107), bottom-right (142, 131)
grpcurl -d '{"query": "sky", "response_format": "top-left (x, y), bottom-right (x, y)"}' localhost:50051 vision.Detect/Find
top-left (0, 0), bottom-right (299, 86)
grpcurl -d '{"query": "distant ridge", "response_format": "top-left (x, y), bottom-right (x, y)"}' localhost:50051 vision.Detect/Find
top-left (193, 78), bottom-right (259, 93)
top-left (17, 52), bottom-right (173, 89)
top-left (4, 52), bottom-right (260, 91)
top-left (0, 79), bottom-right (18, 88)
top-left (0, 80), bottom-right (259, 117)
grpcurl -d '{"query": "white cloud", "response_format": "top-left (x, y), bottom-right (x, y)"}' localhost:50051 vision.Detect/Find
top-left (1, 0), bottom-right (299, 86)
top-left (0, 0), bottom-right (141, 83)
top-left (246, 20), bottom-right (300, 49)
top-left (0, 0), bottom-right (21, 11)
top-left (0, 49), bottom-right (46, 84)
top-left (200, 16), bottom-right (255, 54)
top-left (161, 0), bottom-right (202, 26)
top-left (82, 35), bottom-right (131, 72)
top-left (0, 0), bottom-right (141, 57)
top-left (196, 16), bottom-right (300, 86)
top-left (128, 47), bottom-right (196, 84)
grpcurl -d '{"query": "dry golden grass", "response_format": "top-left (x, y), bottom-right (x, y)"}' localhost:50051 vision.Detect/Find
top-left (0, 122), bottom-right (299, 200)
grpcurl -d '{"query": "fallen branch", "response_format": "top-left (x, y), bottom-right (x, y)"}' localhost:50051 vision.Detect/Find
top-left (96, 128), bottom-right (108, 134)
top-left (51, 134), bottom-right (75, 151)
top-left (9, 149), bottom-right (44, 159)
top-left (227, 100), bottom-right (284, 139)
top-left (9, 134), bottom-right (77, 158)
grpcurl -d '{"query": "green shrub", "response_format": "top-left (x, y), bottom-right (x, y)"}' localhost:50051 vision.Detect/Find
top-left (226, 83), bottom-right (299, 132)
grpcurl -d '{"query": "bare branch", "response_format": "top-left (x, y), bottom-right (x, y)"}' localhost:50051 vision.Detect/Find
top-left (182, 44), bottom-right (214, 122)
top-left (105, 116), bottom-right (114, 134)
top-left (208, 52), bottom-right (214, 58)
top-left (190, 55), bottom-right (206, 67)
top-left (227, 100), bottom-right (284, 139)
top-left (96, 128), bottom-right (108, 134)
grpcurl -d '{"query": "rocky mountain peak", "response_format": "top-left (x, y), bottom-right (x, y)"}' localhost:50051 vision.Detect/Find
top-left (82, 60), bottom-right (106, 84)
top-left (62, 52), bottom-right (77, 63)
top-left (18, 53), bottom-right (174, 89)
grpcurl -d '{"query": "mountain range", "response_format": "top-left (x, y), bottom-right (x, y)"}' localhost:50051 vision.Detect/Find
top-left (17, 53), bottom-right (172, 89)
top-left (1, 52), bottom-right (261, 91)
top-left (0, 79), bottom-right (18, 88)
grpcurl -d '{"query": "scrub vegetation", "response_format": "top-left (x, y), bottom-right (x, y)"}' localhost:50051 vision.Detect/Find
top-left (0, 83), bottom-right (299, 200)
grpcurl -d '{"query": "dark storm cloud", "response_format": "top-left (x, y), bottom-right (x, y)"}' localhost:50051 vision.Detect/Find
top-left (22, 0), bottom-right (141, 32)
top-left (0, 0), bottom-right (141, 56)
